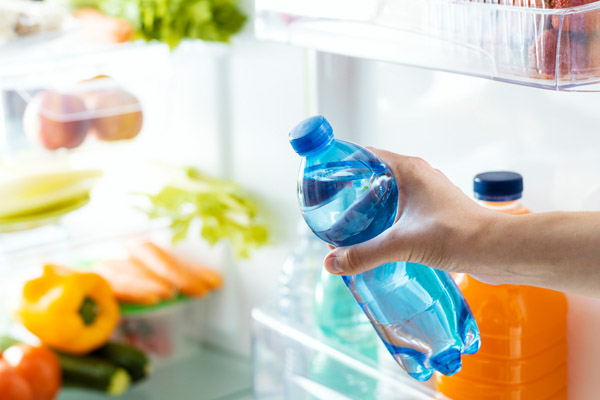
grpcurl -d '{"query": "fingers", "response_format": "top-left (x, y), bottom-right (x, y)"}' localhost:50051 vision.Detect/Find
top-left (366, 147), bottom-right (436, 185)
top-left (365, 147), bottom-right (412, 171)
top-left (324, 231), bottom-right (399, 275)
top-left (366, 146), bottom-right (431, 168)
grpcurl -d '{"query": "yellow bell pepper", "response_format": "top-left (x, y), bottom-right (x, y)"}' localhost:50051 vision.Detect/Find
top-left (16, 264), bottom-right (120, 355)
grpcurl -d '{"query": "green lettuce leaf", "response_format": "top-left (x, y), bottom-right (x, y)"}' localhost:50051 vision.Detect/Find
top-left (100, 0), bottom-right (247, 49)
top-left (137, 166), bottom-right (268, 259)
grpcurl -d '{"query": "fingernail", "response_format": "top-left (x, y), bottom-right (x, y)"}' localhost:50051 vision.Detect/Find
top-left (324, 255), bottom-right (343, 274)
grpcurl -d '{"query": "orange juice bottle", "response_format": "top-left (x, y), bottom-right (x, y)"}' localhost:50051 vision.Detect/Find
top-left (436, 171), bottom-right (567, 400)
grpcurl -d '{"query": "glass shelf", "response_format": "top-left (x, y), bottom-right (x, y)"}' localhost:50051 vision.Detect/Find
top-left (252, 301), bottom-right (446, 400)
top-left (0, 35), bottom-right (229, 90)
top-left (59, 346), bottom-right (252, 400)
top-left (255, 0), bottom-right (600, 91)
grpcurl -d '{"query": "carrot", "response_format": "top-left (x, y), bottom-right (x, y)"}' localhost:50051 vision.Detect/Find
top-left (73, 8), bottom-right (134, 44)
top-left (92, 259), bottom-right (174, 305)
top-left (126, 257), bottom-right (177, 300)
top-left (126, 257), bottom-right (176, 297)
top-left (176, 259), bottom-right (223, 290)
top-left (127, 241), bottom-right (210, 297)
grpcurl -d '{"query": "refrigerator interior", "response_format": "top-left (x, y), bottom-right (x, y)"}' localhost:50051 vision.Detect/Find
top-left (1, 2), bottom-right (600, 397)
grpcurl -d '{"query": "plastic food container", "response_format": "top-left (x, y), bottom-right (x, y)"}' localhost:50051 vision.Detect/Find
top-left (0, 228), bottom-right (208, 367)
top-left (114, 298), bottom-right (207, 367)
top-left (256, 0), bottom-right (600, 90)
top-left (2, 76), bottom-right (144, 154)
top-left (0, 0), bottom-right (69, 50)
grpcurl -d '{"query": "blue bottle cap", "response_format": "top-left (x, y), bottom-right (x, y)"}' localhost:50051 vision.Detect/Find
top-left (289, 115), bottom-right (334, 156)
top-left (473, 171), bottom-right (523, 201)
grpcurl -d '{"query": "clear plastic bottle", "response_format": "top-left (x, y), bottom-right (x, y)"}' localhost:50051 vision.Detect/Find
top-left (279, 220), bottom-right (328, 326)
top-left (436, 171), bottom-right (567, 400)
top-left (288, 115), bottom-right (480, 381)
top-left (280, 222), bottom-right (378, 398)
top-left (314, 267), bottom-right (377, 348)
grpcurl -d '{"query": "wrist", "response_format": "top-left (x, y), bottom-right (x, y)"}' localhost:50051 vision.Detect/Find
top-left (459, 210), bottom-right (549, 286)
top-left (448, 208), bottom-right (513, 283)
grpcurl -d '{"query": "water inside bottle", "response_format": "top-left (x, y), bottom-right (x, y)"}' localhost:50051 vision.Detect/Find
top-left (300, 160), bottom-right (398, 247)
top-left (346, 263), bottom-right (481, 381)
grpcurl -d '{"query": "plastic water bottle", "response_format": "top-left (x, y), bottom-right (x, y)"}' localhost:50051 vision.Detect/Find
top-left (314, 268), bottom-right (377, 349)
top-left (288, 115), bottom-right (480, 381)
top-left (279, 220), bottom-right (328, 326)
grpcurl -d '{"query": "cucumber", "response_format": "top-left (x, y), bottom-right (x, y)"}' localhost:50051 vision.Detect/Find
top-left (92, 342), bottom-right (152, 383)
top-left (57, 352), bottom-right (131, 396)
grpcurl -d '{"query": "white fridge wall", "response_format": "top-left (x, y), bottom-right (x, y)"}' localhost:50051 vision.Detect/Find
top-left (178, 38), bottom-right (310, 355)
top-left (319, 55), bottom-right (600, 213)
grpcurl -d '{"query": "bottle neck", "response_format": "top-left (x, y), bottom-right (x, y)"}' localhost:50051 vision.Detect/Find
top-left (477, 199), bottom-right (530, 215)
top-left (304, 137), bottom-right (335, 158)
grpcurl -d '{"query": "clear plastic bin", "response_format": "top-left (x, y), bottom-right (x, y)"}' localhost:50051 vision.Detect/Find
top-left (114, 297), bottom-right (207, 367)
top-left (0, 228), bottom-right (207, 367)
top-left (1, 76), bottom-right (144, 154)
top-left (251, 301), bottom-right (445, 400)
top-left (256, 0), bottom-right (600, 91)
top-left (0, 0), bottom-right (70, 52)
top-left (0, 34), bottom-right (171, 161)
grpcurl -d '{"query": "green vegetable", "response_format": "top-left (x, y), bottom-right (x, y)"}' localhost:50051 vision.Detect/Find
top-left (0, 336), bottom-right (20, 351)
top-left (99, 0), bottom-right (247, 49)
top-left (58, 0), bottom-right (102, 8)
top-left (57, 352), bottom-right (132, 396)
top-left (137, 166), bottom-right (269, 259)
top-left (91, 342), bottom-right (152, 383)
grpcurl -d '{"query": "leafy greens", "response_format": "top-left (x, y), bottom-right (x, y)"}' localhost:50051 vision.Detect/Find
top-left (100, 0), bottom-right (247, 49)
top-left (137, 166), bottom-right (268, 259)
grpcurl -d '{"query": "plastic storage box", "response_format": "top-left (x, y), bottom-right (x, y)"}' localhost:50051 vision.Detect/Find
top-left (0, 33), bottom-right (171, 161)
top-left (0, 0), bottom-right (69, 51)
top-left (2, 76), bottom-right (144, 155)
top-left (256, 0), bottom-right (600, 90)
top-left (0, 228), bottom-right (207, 367)
top-left (114, 297), bottom-right (207, 367)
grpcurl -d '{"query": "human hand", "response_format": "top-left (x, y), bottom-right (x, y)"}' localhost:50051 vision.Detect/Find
top-left (323, 148), bottom-right (510, 284)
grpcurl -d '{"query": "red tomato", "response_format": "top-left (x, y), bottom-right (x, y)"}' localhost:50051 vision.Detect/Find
top-left (0, 358), bottom-right (33, 400)
top-left (2, 344), bottom-right (61, 400)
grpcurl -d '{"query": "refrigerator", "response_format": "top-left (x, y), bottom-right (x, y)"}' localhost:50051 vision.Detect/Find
top-left (1, 0), bottom-right (599, 398)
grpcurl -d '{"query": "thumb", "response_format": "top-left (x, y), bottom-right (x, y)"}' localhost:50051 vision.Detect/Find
top-left (323, 231), bottom-right (399, 275)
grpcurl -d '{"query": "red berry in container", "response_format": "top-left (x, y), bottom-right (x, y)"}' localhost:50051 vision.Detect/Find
top-left (551, 0), bottom-right (600, 33)
top-left (528, 29), bottom-right (586, 79)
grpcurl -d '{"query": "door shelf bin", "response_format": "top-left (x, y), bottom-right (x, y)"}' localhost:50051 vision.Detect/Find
top-left (256, 0), bottom-right (600, 91)
top-left (251, 302), bottom-right (446, 400)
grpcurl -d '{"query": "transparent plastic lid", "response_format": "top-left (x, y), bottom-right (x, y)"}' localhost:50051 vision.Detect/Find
top-left (20, 77), bottom-right (142, 123)
top-left (16, 76), bottom-right (145, 151)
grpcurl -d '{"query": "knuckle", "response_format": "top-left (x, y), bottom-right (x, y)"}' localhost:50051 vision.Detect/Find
top-left (409, 156), bottom-right (429, 170)
top-left (342, 249), bottom-right (365, 275)
top-left (401, 156), bottom-right (433, 185)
